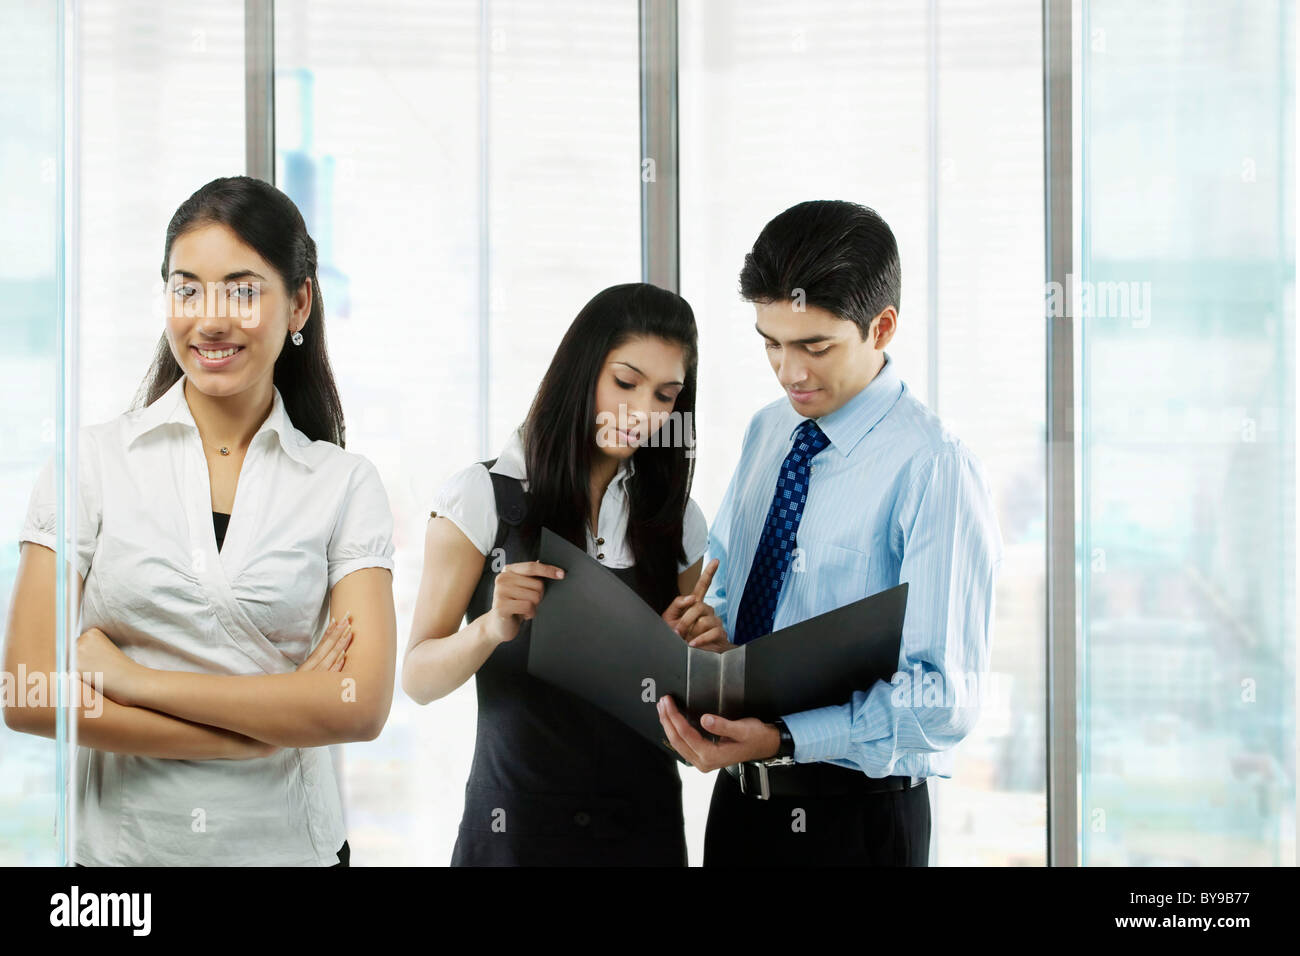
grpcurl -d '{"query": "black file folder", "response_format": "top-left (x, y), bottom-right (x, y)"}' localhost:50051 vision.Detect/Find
top-left (527, 527), bottom-right (909, 761)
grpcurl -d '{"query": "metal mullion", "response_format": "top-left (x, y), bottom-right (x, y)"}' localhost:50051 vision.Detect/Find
top-left (1044, 0), bottom-right (1078, 868)
top-left (245, 0), bottom-right (275, 183)
top-left (639, 0), bottom-right (679, 292)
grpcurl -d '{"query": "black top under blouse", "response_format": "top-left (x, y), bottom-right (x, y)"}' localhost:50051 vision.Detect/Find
top-left (212, 511), bottom-right (231, 551)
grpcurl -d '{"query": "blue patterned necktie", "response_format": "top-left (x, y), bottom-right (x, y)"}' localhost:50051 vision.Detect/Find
top-left (732, 418), bottom-right (831, 645)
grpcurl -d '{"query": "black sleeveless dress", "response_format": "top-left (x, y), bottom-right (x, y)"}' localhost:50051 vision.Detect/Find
top-left (450, 461), bottom-right (687, 866)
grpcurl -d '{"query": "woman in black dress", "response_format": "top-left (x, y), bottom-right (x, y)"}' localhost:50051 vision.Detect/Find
top-left (402, 283), bottom-right (721, 866)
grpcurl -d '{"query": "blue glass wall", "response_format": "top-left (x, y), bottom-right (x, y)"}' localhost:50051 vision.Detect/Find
top-left (1081, 0), bottom-right (1296, 865)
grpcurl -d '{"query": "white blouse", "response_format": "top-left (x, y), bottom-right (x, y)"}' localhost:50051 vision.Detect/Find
top-left (431, 424), bottom-right (708, 575)
top-left (17, 373), bottom-right (396, 866)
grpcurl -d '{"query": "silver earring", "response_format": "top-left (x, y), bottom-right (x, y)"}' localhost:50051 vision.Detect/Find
top-left (291, 330), bottom-right (304, 346)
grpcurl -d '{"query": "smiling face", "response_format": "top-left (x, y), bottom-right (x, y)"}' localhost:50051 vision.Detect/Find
top-left (164, 222), bottom-right (311, 398)
top-left (755, 300), bottom-right (895, 418)
top-left (592, 335), bottom-right (688, 461)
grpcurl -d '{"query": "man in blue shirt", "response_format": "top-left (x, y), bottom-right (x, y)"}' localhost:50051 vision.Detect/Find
top-left (657, 200), bottom-right (1003, 865)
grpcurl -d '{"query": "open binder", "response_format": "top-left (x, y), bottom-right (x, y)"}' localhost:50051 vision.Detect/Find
top-left (528, 527), bottom-right (909, 762)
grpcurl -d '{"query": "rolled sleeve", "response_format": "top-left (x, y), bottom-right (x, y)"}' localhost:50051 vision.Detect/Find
top-left (786, 447), bottom-right (1003, 774)
top-left (327, 456), bottom-right (396, 588)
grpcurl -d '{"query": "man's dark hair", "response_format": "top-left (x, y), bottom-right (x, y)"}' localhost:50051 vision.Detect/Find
top-left (738, 200), bottom-right (901, 340)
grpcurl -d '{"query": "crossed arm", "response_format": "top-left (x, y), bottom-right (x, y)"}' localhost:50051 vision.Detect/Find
top-left (2, 541), bottom-right (396, 757)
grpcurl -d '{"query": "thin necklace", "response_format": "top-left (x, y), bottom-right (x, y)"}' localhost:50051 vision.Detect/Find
top-left (200, 436), bottom-right (239, 457)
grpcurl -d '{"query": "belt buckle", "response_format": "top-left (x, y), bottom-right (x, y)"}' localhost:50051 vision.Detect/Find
top-left (739, 759), bottom-right (793, 800)
top-left (737, 762), bottom-right (771, 800)
top-left (734, 762), bottom-right (771, 800)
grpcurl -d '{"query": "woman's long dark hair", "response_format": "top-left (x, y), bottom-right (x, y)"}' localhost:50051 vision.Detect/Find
top-left (522, 283), bottom-right (699, 614)
top-left (131, 176), bottom-right (345, 447)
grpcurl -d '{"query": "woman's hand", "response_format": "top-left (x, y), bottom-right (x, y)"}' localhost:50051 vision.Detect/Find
top-left (298, 615), bottom-right (354, 673)
top-left (483, 561), bottom-right (566, 646)
top-left (76, 627), bottom-right (146, 707)
top-left (222, 615), bottom-right (355, 759)
top-left (682, 603), bottom-right (730, 652)
top-left (662, 559), bottom-right (730, 652)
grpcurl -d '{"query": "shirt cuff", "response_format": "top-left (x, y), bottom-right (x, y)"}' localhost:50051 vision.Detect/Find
top-left (328, 555), bottom-right (395, 589)
top-left (783, 703), bottom-right (853, 763)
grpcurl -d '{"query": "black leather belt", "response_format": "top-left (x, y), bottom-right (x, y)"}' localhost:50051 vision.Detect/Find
top-left (725, 760), bottom-right (926, 801)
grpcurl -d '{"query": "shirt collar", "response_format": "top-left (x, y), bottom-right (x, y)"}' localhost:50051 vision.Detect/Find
top-left (124, 373), bottom-right (315, 468)
top-left (492, 424), bottom-right (636, 485)
top-left (783, 350), bottom-right (904, 458)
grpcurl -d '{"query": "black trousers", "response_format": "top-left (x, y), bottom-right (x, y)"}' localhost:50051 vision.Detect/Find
top-left (703, 769), bottom-right (931, 866)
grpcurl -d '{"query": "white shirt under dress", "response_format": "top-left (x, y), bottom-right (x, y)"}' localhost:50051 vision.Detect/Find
top-left (430, 424), bottom-right (708, 578)
top-left (17, 373), bottom-right (396, 866)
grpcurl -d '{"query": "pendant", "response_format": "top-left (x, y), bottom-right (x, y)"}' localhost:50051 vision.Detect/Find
top-left (220, 447), bottom-right (230, 456)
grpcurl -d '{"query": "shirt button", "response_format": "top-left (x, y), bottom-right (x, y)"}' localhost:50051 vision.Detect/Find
top-left (597, 553), bottom-right (605, 560)
top-left (573, 811), bottom-right (590, 827)
top-left (596, 537), bottom-right (605, 545)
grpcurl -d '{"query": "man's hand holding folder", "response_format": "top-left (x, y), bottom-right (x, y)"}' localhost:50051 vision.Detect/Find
top-left (657, 694), bottom-right (782, 771)
top-left (657, 560), bottom-right (776, 768)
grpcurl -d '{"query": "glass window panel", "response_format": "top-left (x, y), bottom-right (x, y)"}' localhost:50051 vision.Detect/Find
top-left (1080, 0), bottom-right (1296, 866)
top-left (276, 0), bottom-right (482, 866)
top-left (933, 0), bottom-right (1046, 866)
top-left (79, 0), bottom-right (245, 417)
top-left (484, 0), bottom-right (642, 447)
top-left (680, 0), bottom-right (1047, 866)
top-left (275, 0), bottom-right (639, 865)
top-left (0, 0), bottom-right (62, 866)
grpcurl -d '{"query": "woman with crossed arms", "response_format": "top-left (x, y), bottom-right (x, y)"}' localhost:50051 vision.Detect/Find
top-left (3, 176), bottom-right (396, 866)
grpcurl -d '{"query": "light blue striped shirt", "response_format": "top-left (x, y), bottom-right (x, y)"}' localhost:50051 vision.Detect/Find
top-left (705, 350), bottom-right (1004, 779)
